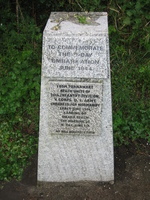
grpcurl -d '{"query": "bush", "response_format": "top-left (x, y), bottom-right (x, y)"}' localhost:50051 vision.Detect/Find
top-left (0, 122), bottom-right (37, 180)
top-left (108, 0), bottom-right (150, 145)
top-left (0, 15), bottom-right (41, 180)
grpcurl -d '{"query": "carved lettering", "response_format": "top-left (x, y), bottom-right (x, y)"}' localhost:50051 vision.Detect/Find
top-left (48, 82), bottom-right (103, 135)
top-left (43, 36), bottom-right (108, 79)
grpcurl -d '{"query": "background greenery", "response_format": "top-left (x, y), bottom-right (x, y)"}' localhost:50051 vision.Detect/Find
top-left (0, 0), bottom-right (150, 180)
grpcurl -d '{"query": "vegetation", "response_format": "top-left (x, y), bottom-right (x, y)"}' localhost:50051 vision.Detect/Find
top-left (76, 15), bottom-right (88, 24)
top-left (0, 0), bottom-right (150, 180)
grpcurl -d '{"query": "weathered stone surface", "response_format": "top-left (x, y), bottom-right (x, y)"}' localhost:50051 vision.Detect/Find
top-left (42, 36), bottom-right (109, 79)
top-left (38, 12), bottom-right (114, 182)
top-left (42, 12), bottom-right (110, 80)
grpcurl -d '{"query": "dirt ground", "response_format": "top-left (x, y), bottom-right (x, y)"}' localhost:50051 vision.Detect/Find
top-left (0, 140), bottom-right (150, 200)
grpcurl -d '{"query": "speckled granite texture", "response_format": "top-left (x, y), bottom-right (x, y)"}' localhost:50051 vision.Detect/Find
top-left (38, 12), bottom-right (114, 182)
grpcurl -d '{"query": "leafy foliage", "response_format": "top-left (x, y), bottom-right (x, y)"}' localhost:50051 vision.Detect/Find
top-left (108, 0), bottom-right (150, 145)
top-left (0, 0), bottom-right (150, 180)
top-left (76, 15), bottom-right (88, 24)
top-left (0, 8), bottom-right (41, 180)
top-left (0, 122), bottom-right (37, 180)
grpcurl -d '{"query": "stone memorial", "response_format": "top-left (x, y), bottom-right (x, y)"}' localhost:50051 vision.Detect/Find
top-left (38, 12), bottom-right (114, 182)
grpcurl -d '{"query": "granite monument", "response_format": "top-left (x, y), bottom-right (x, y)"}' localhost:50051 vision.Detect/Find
top-left (38, 12), bottom-right (114, 182)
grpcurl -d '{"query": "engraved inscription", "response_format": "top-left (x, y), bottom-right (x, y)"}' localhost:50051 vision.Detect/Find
top-left (43, 36), bottom-right (108, 79)
top-left (47, 81), bottom-right (103, 135)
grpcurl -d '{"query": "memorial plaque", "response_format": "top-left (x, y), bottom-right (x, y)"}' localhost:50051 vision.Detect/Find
top-left (38, 12), bottom-right (114, 183)
top-left (42, 36), bottom-right (109, 79)
top-left (46, 81), bottom-right (103, 135)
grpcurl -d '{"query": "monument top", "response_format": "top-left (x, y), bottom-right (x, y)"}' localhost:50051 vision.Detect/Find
top-left (42, 12), bottom-right (110, 79)
top-left (44, 12), bottom-right (108, 35)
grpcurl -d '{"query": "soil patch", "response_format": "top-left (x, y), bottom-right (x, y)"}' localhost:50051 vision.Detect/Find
top-left (0, 140), bottom-right (150, 200)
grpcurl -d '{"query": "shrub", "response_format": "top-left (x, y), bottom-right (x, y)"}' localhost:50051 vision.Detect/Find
top-left (0, 16), bottom-right (41, 180)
